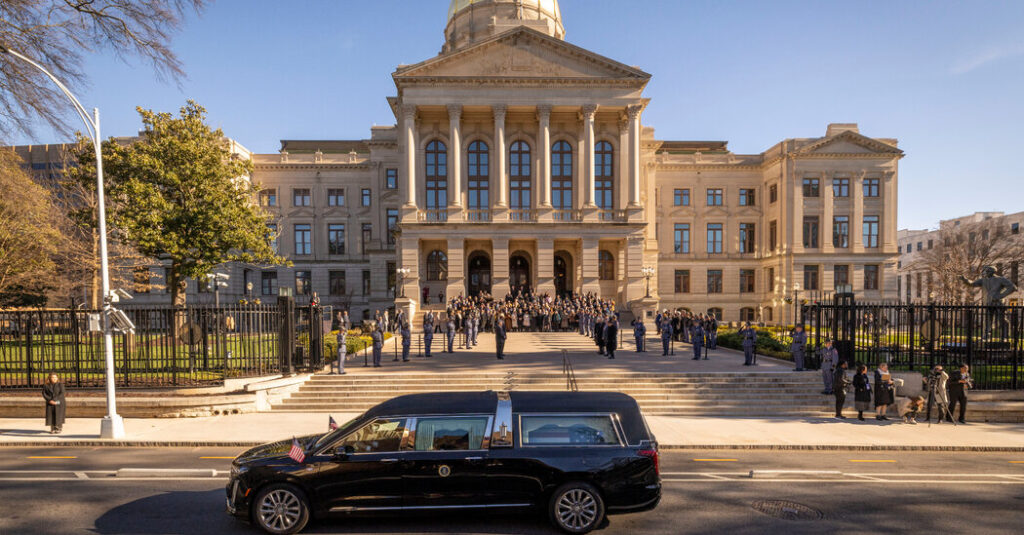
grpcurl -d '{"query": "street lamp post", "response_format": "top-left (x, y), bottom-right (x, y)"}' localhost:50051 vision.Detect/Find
top-left (0, 46), bottom-right (125, 438)
top-left (396, 268), bottom-right (410, 298)
top-left (792, 283), bottom-right (801, 327)
top-left (641, 266), bottom-right (655, 298)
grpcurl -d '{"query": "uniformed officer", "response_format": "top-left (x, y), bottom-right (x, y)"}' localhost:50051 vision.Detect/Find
top-left (655, 311), bottom-right (663, 335)
top-left (660, 318), bottom-right (673, 356)
top-left (691, 322), bottom-right (704, 361)
top-left (332, 328), bottom-right (347, 375)
top-left (708, 316), bottom-right (719, 350)
top-left (423, 312), bottom-right (435, 358)
top-left (605, 316), bottom-right (619, 359)
top-left (494, 314), bottom-right (507, 359)
top-left (740, 322), bottom-right (756, 366)
top-left (471, 311), bottom-right (480, 346)
top-left (633, 318), bottom-right (646, 352)
top-left (790, 325), bottom-right (807, 371)
top-left (400, 321), bottom-right (411, 362)
top-left (446, 314), bottom-right (456, 353)
top-left (820, 338), bottom-right (840, 395)
top-left (371, 325), bottom-right (383, 367)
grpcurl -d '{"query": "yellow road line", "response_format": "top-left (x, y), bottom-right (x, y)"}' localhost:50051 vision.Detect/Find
top-left (850, 460), bottom-right (896, 463)
top-left (27, 456), bottom-right (77, 459)
top-left (1010, 461), bottom-right (1024, 464)
top-left (693, 459), bottom-right (739, 462)
top-left (199, 456), bottom-right (236, 459)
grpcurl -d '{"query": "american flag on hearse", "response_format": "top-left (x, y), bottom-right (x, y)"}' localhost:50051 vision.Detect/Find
top-left (329, 415), bottom-right (338, 430)
top-left (288, 437), bottom-right (306, 464)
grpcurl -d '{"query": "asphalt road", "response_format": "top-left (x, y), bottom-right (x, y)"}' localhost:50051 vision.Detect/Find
top-left (1, 448), bottom-right (1022, 535)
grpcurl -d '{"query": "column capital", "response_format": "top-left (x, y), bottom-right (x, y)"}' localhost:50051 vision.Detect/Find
top-left (626, 104), bottom-right (643, 119)
top-left (492, 104), bottom-right (507, 121)
top-left (618, 115), bottom-right (629, 134)
top-left (536, 104), bottom-right (552, 122)
top-left (401, 104), bottom-right (418, 120)
top-left (446, 104), bottom-right (463, 121)
top-left (580, 104), bottom-right (598, 119)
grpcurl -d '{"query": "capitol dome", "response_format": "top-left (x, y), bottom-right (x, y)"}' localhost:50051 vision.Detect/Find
top-left (444, 0), bottom-right (565, 53)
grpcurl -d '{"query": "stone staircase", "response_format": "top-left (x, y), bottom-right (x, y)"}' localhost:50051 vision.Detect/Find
top-left (270, 371), bottom-right (832, 417)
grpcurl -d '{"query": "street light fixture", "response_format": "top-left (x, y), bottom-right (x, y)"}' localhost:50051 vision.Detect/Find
top-left (396, 267), bottom-right (411, 298)
top-left (0, 46), bottom-right (125, 438)
top-left (641, 266), bottom-right (655, 298)
top-left (792, 282), bottom-right (801, 327)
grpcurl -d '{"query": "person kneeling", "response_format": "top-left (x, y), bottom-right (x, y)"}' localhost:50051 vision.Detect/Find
top-left (896, 396), bottom-right (925, 424)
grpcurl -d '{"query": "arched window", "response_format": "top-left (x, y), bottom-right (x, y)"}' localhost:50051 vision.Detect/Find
top-left (467, 141), bottom-right (489, 214)
top-left (425, 140), bottom-right (448, 216)
top-left (707, 307), bottom-right (723, 321)
top-left (509, 141), bottom-right (531, 215)
top-left (598, 250), bottom-right (615, 280)
top-left (595, 141), bottom-right (614, 210)
top-left (740, 307), bottom-right (756, 323)
top-left (551, 140), bottom-right (573, 211)
top-left (426, 250), bottom-right (448, 281)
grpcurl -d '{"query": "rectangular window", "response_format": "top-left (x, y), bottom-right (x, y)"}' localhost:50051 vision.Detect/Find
top-left (294, 224), bottom-right (312, 255)
top-left (767, 267), bottom-right (775, 292)
top-left (769, 220), bottom-right (777, 251)
top-left (329, 270), bottom-right (346, 296)
top-left (327, 188), bottom-right (345, 206)
top-left (328, 224), bottom-right (345, 255)
top-left (927, 239), bottom-right (933, 249)
top-left (863, 178), bottom-right (880, 197)
top-left (413, 416), bottom-right (491, 451)
top-left (833, 265), bottom-right (849, 290)
top-left (339, 418), bottom-right (408, 453)
top-left (916, 272), bottom-right (922, 298)
top-left (740, 269), bottom-right (755, 293)
top-left (362, 270), bottom-right (371, 296)
top-left (1011, 261), bottom-right (1019, 286)
top-left (803, 265), bottom-right (819, 291)
top-left (386, 209), bottom-right (398, 245)
top-left (361, 188), bottom-right (371, 207)
top-left (916, 241), bottom-right (922, 251)
top-left (739, 223), bottom-right (755, 253)
top-left (295, 271), bottom-right (311, 296)
top-left (387, 262), bottom-right (396, 297)
top-left (521, 415), bottom-right (620, 446)
top-left (739, 188), bottom-right (755, 206)
top-left (802, 178), bottom-right (819, 197)
top-left (803, 216), bottom-right (819, 248)
top-left (833, 178), bottom-right (850, 197)
top-left (133, 268), bottom-right (151, 294)
top-left (769, 184), bottom-right (778, 203)
top-left (707, 269), bottom-right (723, 293)
top-left (833, 216), bottom-right (849, 248)
top-left (164, 267), bottom-right (172, 294)
top-left (706, 223), bottom-right (723, 254)
top-left (673, 188), bottom-right (690, 206)
top-left (1012, 222), bottom-right (1020, 235)
top-left (361, 223), bottom-right (372, 254)
top-left (293, 188), bottom-right (311, 207)
top-left (261, 271), bottom-right (278, 296)
top-left (259, 188), bottom-right (277, 207)
top-left (863, 215), bottom-right (880, 248)
top-left (706, 188), bottom-right (723, 206)
top-left (674, 269), bottom-right (690, 293)
top-left (673, 223), bottom-right (690, 253)
top-left (386, 168), bottom-right (398, 189)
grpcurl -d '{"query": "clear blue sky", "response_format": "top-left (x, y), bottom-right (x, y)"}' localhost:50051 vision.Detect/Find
top-left (14, 0), bottom-right (1024, 231)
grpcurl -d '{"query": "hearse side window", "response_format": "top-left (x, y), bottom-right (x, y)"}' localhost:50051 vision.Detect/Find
top-left (413, 416), bottom-right (490, 451)
top-left (337, 418), bottom-right (407, 453)
top-left (520, 415), bottom-right (619, 446)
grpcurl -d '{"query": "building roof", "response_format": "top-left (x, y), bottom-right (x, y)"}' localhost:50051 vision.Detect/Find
top-left (279, 140), bottom-right (369, 154)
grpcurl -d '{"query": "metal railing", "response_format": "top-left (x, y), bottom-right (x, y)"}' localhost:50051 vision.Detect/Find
top-left (508, 209), bottom-right (537, 222)
top-left (561, 348), bottom-right (579, 392)
top-left (417, 209), bottom-right (448, 222)
top-left (552, 209), bottom-right (582, 222)
top-left (464, 209), bottom-right (491, 222)
top-left (597, 209), bottom-right (628, 222)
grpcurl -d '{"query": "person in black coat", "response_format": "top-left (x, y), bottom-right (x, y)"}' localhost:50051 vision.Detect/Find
top-left (852, 364), bottom-right (872, 421)
top-left (43, 373), bottom-right (66, 434)
top-left (873, 362), bottom-right (895, 421)
top-left (948, 364), bottom-right (972, 423)
top-left (605, 316), bottom-right (619, 359)
top-left (494, 314), bottom-right (507, 360)
top-left (594, 316), bottom-right (606, 355)
top-left (833, 361), bottom-right (851, 419)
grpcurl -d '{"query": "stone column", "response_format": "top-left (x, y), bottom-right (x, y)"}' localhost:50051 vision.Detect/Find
top-left (882, 171), bottom-right (897, 253)
top-left (581, 237), bottom-right (600, 295)
top-left (447, 104), bottom-right (463, 218)
top-left (401, 104), bottom-right (418, 221)
top-left (399, 235), bottom-right (420, 305)
top-left (626, 105), bottom-right (642, 209)
top-left (852, 172), bottom-right (864, 253)
top-left (581, 105), bottom-right (598, 211)
top-left (493, 105), bottom-right (508, 214)
top-left (625, 235), bottom-right (645, 303)
top-left (536, 105), bottom-right (552, 220)
top-left (446, 237), bottom-right (465, 300)
top-left (822, 172), bottom-right (835, 253)
top-left (492, 237), bottom-right (510, 299)
top-left (792, 169), bottom-right (804, 254)
top-left (537, 237), bottom-right (555, 295)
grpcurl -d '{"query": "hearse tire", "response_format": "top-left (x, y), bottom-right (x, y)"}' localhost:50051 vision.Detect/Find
top-left (548, 481), bottom-right (605, 534)
top-left (252, 483), bottom-right (311, 535)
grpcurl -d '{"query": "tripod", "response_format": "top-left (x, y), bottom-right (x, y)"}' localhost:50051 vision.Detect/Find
top-left (925, 376), bottom-right (957, 428)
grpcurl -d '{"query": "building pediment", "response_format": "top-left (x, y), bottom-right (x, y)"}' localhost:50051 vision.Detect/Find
top-left (797, 130), bottom-right (903, 156)
top-left (394, 27), bottom-right (650, 85)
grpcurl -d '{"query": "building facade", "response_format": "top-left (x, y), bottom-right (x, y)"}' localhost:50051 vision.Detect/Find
top-left (12, 0), bottom-right (903, 323)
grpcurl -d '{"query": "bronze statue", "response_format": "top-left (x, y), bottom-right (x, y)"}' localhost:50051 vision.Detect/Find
top-left (960, 266), bottom-right (1016, 305)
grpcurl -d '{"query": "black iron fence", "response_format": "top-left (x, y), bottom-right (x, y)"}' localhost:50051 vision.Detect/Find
top-left (801, 299), bottom-right (1023, 390)
top-left (0, 300), bottom-right (330, 389)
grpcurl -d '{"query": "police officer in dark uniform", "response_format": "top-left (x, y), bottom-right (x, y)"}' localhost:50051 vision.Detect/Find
top-left (740, 322), bottom-right (756, 366)
top-left (605, 315), bottom-right (619, 359)
top-left (633, 318), bottom-right (646, 352)
top-left (371, 324), bottom-right (383, 367)
top-left (494, 313), bottom-right (507, 360)
top-left (445, 313), bottom-right (456, 353)
top-left (423, 312), bottom-right (434, 358)
top-left (790, 325), bottom-right (807, 371)
top-left (660, 317), bottom-right (673, 355)
top-left (594, 314), bottom-right (606, 355)
top-left (691, 322), bottom-right (704, 360)
top-left (400, 321), bottom-right (411, 362)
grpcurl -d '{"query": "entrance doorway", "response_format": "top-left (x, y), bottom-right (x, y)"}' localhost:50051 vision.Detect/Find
top-left (509, 254), bottom-right (531, 294)
top-left (554, 251), bottom-right (573, 297)
top-left (467, 253), bottom-right (491, 297)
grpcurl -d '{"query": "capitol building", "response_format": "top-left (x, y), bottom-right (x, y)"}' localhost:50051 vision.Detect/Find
top-left (26, 0), bottom-right (903, 323)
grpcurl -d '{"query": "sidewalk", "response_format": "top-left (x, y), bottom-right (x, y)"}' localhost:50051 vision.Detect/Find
top-left (2, 412), bottom-right (1022, 451)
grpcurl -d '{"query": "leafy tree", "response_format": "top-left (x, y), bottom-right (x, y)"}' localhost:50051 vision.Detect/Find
top-left (0, 148), bottom-right (62, 303)
top-left (68, 100), bottom-right (285, 308)
top-left (0, 0), bottom-right (204, 140)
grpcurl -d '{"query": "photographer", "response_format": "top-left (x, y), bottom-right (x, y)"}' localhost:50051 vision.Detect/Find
top-left (948, 363), bottom-right (972, 424)
top-left (923, 365), bottom-right (949, 423)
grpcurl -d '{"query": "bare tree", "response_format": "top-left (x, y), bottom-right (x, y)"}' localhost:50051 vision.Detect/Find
top-left (0, 147), bottom-right (61, 304)
top-left (0, 0), bottom-right (205, 140)
top-left (909, 219), bottom-right (1024, 303)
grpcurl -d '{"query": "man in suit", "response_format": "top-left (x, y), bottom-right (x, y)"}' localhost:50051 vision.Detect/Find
top-left (332, 328), bottom-right (347, 375)
top-left (947, 363), bottom-right (971, 423)
top-left (633, 318), bottom-right (646, 352)
top-left (606, 315), bottom-right (619, 359)
top-left (790, 325), bottom-right (807, 371)
top-left (594, 314), bottom-right (606, 355)
top-left (820, 338), bottom-right (839, 395)
top-left (660, 318), bottom-right (673, 356)
top-left (400, 321), bottom-right (411, 362)
top-left (371, 324), bottom-right (383, 367)
top-left (691, 322), bottom-right (704, 360)
top-left (833, 360), bottom-right (851, 419)
top-left (740, 323), bottom-right (756, 366)
top-left (445, 313), bottom-right (456, 353)
top-left (494, 313), bottom-right (507, 359)
top-left (423, 312), bottom-right (434, 358)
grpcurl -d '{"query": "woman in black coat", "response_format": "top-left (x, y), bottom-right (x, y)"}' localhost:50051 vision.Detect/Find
top-left (42, 373), bottom-right (66, 434)
top-left (852, 364), bottom-right (872, 421)
top-left (873, 362), bottom-right (895, 421)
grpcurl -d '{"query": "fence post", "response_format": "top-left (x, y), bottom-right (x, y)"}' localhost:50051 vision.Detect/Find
top-left (24, 312), bottom-right (33, 388)
top-left (70, 309), bottom-right (81, 388)
top-left (965, 307), bottom-right (974, 370)
top-left (278, 296), bottom-right (295, 375)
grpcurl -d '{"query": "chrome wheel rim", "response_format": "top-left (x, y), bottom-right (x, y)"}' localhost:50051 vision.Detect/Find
top-left (258, 489), bottom-right (302, 533)
top-left (556, 488), bottom-right (598, 531)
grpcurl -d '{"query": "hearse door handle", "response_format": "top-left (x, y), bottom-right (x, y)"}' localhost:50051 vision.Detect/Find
top-left (464, 456), bottom-right (483, 461)
top-left (380, 458), bottom-right (400, 463)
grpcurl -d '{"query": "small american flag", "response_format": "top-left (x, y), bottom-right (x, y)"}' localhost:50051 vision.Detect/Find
top-left (287, 437), bottom-right (305, 464)
top-left (329, 416), bottom-right (338, 430)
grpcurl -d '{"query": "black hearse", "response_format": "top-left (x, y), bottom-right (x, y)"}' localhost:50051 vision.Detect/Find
top-left (226, 391), bottom-right (660, 534)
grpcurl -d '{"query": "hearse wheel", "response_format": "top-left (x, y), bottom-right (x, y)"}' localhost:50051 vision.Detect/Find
top-left (549, 481), bottom-right (605, 534)
top-left (253, 483), bottom-right (311, 535)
